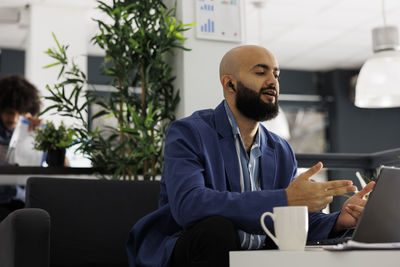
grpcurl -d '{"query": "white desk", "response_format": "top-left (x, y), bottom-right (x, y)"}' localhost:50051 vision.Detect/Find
top-left (230, 248), bottom-right (400, 267)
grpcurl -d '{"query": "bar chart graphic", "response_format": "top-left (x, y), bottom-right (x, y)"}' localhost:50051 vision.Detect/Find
top-left (200, 4), bottom-right (214, 11)
top-left (196, 0), bottom-right (241, 42)
top-left (200, 19), bottom-right (215, 33)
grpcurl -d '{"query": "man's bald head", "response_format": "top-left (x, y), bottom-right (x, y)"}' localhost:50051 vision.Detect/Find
top-left (219, 45), bottom-right (281, 122)
top-left (219, 45), bottom-right (277, 80)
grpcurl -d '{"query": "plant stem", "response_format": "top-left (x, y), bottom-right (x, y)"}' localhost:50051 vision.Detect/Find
top-left (126, 134), bottom-right (133, 180)
top-left (141, 59), bottom-right (147, 119)
top-left (151, 155), bottom-right (156, 181)
top-left (151, 129), bottom-right (156, 180)
top-left (118, 78), bottom-right (126, 180)
top-left (141, 58), bottom-right (149, 179)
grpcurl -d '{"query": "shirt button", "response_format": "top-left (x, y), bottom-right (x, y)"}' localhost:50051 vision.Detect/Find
top-left (249, 164), bottom-right (252, 168)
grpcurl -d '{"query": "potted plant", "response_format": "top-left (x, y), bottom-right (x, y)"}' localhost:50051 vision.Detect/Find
top-left (40, 0), bottom-right (193, 179)
top-left (33, 121), bottom-right (77, 167)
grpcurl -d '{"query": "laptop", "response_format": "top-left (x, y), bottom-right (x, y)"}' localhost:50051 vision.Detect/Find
top-left (306, 166), bottom-right (400, 247)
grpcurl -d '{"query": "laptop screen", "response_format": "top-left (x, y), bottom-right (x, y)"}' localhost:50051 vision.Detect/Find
top-left (352, 166), bottom-right (400, 243)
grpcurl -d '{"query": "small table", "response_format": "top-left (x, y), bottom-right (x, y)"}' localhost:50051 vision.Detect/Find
top-left (230, 248), bottom-right (400, 267)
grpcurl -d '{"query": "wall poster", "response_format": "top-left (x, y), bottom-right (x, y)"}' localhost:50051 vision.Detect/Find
top-left (195, 0), bottom-right (242, 43)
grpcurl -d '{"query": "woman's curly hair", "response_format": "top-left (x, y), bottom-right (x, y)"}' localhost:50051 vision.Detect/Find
top-left (0, 75), bottom-right (41, 116)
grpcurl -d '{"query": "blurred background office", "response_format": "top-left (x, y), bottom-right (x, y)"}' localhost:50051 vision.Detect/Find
top-left (0, 0), bottom-right (400, 211)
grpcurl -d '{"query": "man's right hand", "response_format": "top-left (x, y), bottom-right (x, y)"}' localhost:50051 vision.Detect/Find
top-left (285, 162), bottom-right (357, 212)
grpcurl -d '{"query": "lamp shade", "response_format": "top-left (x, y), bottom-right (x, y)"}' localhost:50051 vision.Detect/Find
top-left (355, 50), bottom-right (400, 108)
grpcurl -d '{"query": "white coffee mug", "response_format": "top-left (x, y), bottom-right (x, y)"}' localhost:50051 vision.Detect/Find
top-left (260, 206), bottom-right (308, 251)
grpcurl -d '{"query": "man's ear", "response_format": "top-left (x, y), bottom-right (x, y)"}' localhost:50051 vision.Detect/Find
top-left (228, 81), bottom-right (235, 91)
top-left (221, 75), bottom-right (236, 93)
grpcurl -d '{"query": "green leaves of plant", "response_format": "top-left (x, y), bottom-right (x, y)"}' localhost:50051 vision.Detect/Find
top-left (34, 121), bottom-right (78, 151)
top-left (41, 0), bottom-right (193, 180)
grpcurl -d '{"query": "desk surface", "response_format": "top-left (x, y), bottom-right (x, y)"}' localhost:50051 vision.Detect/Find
top-left (0, 166), bottom-right (105, 185)
top-left (0, 166), bottom-right (102, 175)
top-left (230, 249), bottom-right (400, 267)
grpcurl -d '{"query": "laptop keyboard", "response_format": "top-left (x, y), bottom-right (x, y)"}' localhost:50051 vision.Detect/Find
top-left (306, 229), bottom-right (354, 247)
top-left (306, 236), bottom-right (352, 246)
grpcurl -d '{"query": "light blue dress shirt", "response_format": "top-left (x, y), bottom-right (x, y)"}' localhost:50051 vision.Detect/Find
top-left (224, 101), bottom-right (266, 249)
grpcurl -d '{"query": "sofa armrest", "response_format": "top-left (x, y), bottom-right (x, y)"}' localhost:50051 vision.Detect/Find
top-left (0, 208), bottom-right (50, 267)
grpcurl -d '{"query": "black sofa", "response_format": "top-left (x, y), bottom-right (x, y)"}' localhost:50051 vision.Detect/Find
top-left (0, 208), bottom-right (50, 267)
top-left (1, 177), bottom-right (160, 267)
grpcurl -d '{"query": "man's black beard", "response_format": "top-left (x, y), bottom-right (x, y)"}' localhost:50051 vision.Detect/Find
top-left (235, 81), bottom-right (279, 122)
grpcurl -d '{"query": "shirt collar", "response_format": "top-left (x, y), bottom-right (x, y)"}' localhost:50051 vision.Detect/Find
top-left (252, 129), bottom-right (262, 158)
top-left (223, 101), bottom-right (261, 155)
top-left (224, 100), bottom-right (240, 136)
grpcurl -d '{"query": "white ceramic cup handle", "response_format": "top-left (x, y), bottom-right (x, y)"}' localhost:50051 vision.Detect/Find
top-left (260, 212), bottom-right (279, 247)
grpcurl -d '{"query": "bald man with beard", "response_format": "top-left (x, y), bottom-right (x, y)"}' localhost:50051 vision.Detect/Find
top-left (127, 45), bottom-right (374, 267)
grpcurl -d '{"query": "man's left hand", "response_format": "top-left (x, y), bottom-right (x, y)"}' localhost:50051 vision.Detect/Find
top-left (334, 181), bottom-right (375, 232)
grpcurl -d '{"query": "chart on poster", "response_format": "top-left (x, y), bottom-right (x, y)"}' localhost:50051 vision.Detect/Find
top-left (196, 0), bottom-right (241, 42)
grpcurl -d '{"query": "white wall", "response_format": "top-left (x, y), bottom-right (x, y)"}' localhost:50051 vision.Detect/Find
top-left (169, 0), bottom-right (244, 119)
top-left (24, 0), bottom-right (245, 122)
top-left (25, 3), bottom-right (89, 127)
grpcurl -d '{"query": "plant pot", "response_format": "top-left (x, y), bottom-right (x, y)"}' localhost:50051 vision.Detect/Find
top-left (46, 148), bottom-right (66, 167)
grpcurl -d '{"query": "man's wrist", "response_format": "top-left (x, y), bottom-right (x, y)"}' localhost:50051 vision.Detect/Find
top-left (333, 222), bottom-right (345, 233)
top-left (332, 218), bottom-right (352, 239)
top-left (328, 211), bottom-right (345, 238)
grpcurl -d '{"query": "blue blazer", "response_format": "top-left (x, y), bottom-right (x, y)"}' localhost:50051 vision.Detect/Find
top-left (127, 101), bottom-right (338, 267)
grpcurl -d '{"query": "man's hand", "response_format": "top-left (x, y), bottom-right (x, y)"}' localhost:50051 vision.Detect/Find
top-left (334, 181), bottom-right (375, 232)
top-left (285, 162), bottom-right (357, 212)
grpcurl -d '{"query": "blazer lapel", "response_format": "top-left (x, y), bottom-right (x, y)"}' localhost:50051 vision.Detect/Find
top-left (259, 130), bottom-right (277, 189)
top-left (214, 102), bottom-right (241, 193)
top-left (221, 138), bottom-right (241, 192)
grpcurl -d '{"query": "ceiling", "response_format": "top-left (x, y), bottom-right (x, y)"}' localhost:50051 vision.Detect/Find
top-left (245, 0), bottom-right (400, 70)
top-left (1, 0), bottom-right (400, 71)
top-left (0, 0), bottom-right (103, 56)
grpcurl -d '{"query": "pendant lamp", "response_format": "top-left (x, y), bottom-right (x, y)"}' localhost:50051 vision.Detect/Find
top-left (354, 1), bottom-right (400, 108)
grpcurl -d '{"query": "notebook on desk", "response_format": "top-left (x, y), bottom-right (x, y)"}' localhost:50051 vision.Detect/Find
top-left (306, 166), bottom-right (400, 248)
